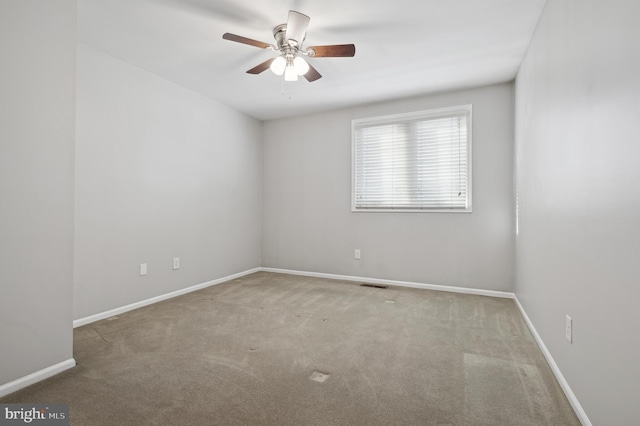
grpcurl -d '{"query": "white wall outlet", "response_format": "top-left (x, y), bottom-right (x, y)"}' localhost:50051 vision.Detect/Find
top-left (565, 315), bottom-right (572, 343)
top-left (354, 249), bottom-right (361, 260)
top-left (140, 263), bottom-right (148, 276)
top-left (173, 257), bottom-right (180, 270)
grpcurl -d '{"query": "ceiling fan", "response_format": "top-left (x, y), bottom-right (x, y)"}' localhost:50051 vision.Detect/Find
top-left (222, 10), bottom-right (356, 82)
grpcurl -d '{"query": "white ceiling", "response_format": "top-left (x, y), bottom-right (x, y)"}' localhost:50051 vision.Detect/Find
top-left (78, 0), bottom-right (545, 120)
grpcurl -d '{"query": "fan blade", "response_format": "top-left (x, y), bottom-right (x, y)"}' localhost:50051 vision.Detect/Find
top-left (303, 63), bottom-right (322, 82)
top-left (246, 58), bottom-right (275, 74)
top-left (307, 44), bottom-right (356, 57)
top-left (223, 33), bottom-right (273, 49)
top-left (285, 10), bottom-right (310, 47)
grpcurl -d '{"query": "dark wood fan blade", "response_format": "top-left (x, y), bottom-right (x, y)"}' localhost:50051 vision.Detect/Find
top-left (223, 33), bottom-right (272, 49)
top-left (246, 58), bottom-right (275, 74)
top-left (303, 63), bottom-right (322, 82)
top-left (307, 44), bottom-right (356, 57)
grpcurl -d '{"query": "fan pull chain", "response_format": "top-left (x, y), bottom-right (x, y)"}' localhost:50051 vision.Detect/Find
top-left (280, 76), bottom-right (294, 100)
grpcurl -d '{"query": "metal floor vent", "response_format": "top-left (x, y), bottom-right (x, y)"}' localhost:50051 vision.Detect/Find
top-left (360, 283), bottom-right (388, 289)
top-left (309, 371), bottom-right (330, 383)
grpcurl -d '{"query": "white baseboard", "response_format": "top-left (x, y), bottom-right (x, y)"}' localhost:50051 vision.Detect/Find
top-left (0, 358), bottom-right (76, 399)
top-left (513, 296), bottom-right (591, 426)
top-left (259, 267), bottom-right (514, 299)
top-left (74, 266), bottom-right (511, 328)
top-left (73, 267), bottom-right (261, 328)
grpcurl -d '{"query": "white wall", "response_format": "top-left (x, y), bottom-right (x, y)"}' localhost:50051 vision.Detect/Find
top-left (515, 0), bottom-right (640, 424)
top-left (0, 0), bottom-right (76, 387)
top-left (263, 83), bottom-right (514, 291)
top-left (74, 45), bottom-right (262, 319)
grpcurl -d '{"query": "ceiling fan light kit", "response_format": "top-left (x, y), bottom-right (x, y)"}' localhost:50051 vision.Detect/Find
top-left (223, 10), bottom-right (356, 83)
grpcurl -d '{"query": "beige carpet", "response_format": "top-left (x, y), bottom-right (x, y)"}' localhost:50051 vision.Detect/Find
top-left (1, 272), bottom-right (580, 425)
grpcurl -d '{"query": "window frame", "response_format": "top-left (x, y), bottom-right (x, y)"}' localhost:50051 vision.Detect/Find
top-left (351, 104), bottom-right (473, 213)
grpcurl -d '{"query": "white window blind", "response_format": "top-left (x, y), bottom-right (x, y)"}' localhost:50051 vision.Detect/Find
top-left (352, 106), bottom-right (471, 212)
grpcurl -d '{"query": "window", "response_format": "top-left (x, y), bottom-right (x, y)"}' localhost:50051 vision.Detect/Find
top-left (352, 105), bottom-right (472, 212)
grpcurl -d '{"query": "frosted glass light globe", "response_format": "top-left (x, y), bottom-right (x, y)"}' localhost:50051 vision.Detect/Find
top-left (284, 64), bottom-right (298, 81)
top-left (270, 56), bottom-right (286, 76)
top-left (293, 56), bottom-right (310, 75)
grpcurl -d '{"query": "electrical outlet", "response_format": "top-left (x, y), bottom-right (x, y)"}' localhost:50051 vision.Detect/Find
top-left (354, 249), bottom-right (361, 260)
top-left (140, 263), bottom-right (148, 276)
top-left (173, 257), bottom-right (180, 270)
top-left (565, 315), bottom-right (572, 343)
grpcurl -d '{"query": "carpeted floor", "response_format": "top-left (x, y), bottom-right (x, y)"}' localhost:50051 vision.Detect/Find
top-left (1, 272), bottom-right (580, 425)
